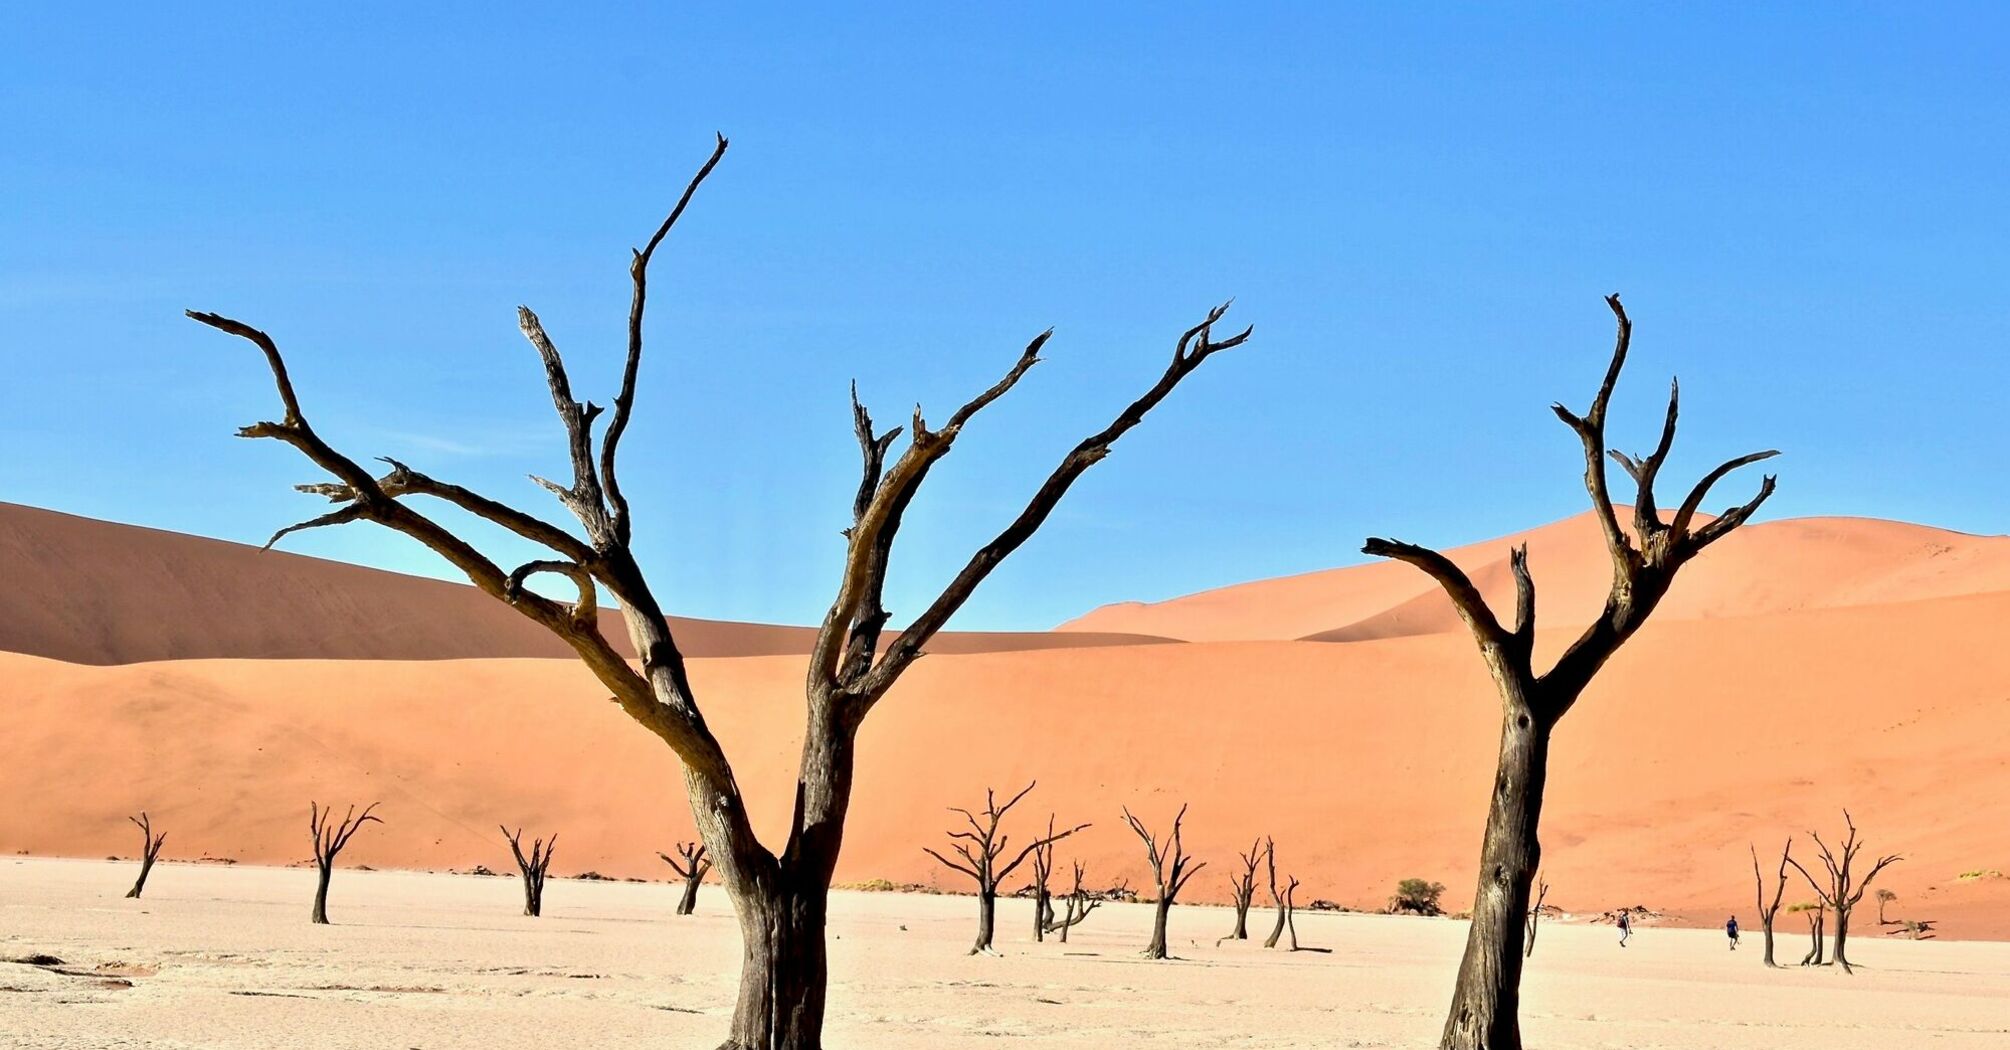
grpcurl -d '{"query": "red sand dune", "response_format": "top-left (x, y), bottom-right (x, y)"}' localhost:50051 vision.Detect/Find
top-left (2, 504), bottom-right (2006, 937)
top-left (0, 502), bottom-right (1166, 664)
top-left (1062, 508), bottom-right (2010, 647)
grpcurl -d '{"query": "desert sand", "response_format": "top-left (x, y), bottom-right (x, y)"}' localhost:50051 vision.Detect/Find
top-left (5, 858), bottom-right (2007, 1049)
top-left (3, 504), bottom-right (2009, 940)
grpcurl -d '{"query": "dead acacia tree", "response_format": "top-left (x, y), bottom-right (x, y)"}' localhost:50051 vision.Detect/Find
top-left (1027, 814), bottom-right (1071, 942)
top-left (1751, 839), bottom-right (1793, 967)
top-left (1261, 838), bottom-right (1290, 948)
top-left (1790, 901), bottom-right (1826, 965)
top-left (1275, 872), bottom-right (1304, 950)
top-left (188, 134), bottom-right (1246, 1049)
top-left (308, 802), bottom-right (381, 925)
top-left (1363, 295), bottom-right (1777, 1050)
top-left (659, 842), bottom-right (712, 916)
top-left (1522, 875), bottom-right (1549, 958)
top-left (123, 813), bottom-right (167, 899)
top-left (1785, 810), bottom-right (1902, 974)
top-left (1226, 837), bottom-right (1263, 940)
top-left (1124, 803), bottom-right (1205, 960)
top-left (501, 826), bottom-right (556, 917)
top-left (924, 783), bottom-right (1087, 955)
top-left (1046, 860), bottom-right (1107, 943)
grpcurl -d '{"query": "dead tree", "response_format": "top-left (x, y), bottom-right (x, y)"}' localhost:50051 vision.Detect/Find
top-left (1790, 901), bottom-right (1826, 965)
top-left (924, 783), bottom-right (1087, 955)
top-left (1362, 295), bottom-right (1777, 1050)
top-left (1522, 876), bottom-right (1549, 958)
top-left (1045, 861), bottom-right (1108, 943)
top-left (1226, 837), bottom-right (1263, 940)
top-left (1276, 872), bottom-right (1303, 950)
top-left (1124, 803), bottom-right (1205, 960)
top-left (1785, 810), bottom-right (1902, 974)
top-left (501, 826), bottom-right (556, 917)
top-left (1262, 838), bottom-right (1289, 948)
top-left (659, 842), bottom-right (712, 916)
top-left (188, 134), bottom-right (1247, 1050)
top-left (308, 802), bottom-right (381, 925)
top-left (1751, 839), bottom-right (1792, 967)
top-left (1027, 814), bottom-right (1066, 942)
top-left (123, 813), bottom-right (167, 899)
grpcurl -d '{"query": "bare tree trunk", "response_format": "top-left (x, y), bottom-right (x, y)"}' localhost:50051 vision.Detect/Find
top-left (1753, 839), bottom-right (1791, 968)
top-left (1523, 875), bottom-right (1549, 959)
top-left (1145, 896), bottom-right (1173, 960)
top-left (678, 873), bottom-right (704, 916)
top-left (1440, 698), bottom-right (1549, 1050)
top-left (722, 875), bottom-right (828, 1050)
top-left (661, 841), bottom-right (713, 917)
top-left (502, 826), bottom-right (555, 917)
top-left (974, 889), bottom-right (998, 954)
top-left (124, 813), bottom-right (166, 899)
top-left (311, 862), bottom-right (334, 925)
top-left (1799, 907), bottom-right (1825, 966)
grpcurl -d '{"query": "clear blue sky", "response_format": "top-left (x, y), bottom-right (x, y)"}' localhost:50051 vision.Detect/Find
top-left (4, 3), bottom-right (2006, 630)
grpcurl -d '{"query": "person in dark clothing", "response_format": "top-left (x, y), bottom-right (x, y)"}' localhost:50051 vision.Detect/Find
top-left (1617, 910), bottom-right (1632, 947)
top-left (1727, 915), bottom-right (1740, 950)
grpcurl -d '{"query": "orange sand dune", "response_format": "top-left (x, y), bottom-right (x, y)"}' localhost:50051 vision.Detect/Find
top-left (0, 502), bottom-right (1166, 664)
top-left (6, 586), bottom-right (2006, 937)
top-left (1063, 509), bottom-right (2010, 643)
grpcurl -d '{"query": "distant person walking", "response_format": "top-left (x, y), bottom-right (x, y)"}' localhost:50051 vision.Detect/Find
top-left (1726, 915), bottom-right (1740, 950)
top-left (1617, 910), bottom-right (1632, 947)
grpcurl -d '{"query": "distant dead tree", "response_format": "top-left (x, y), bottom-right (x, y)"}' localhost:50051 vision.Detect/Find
top-left (1363, 295), bottom-right (1777, 1050)
top-left (123, 813), bottom-right (167, 899)
top-left (1523, 875), bottom-right (1550, 958)
top-left (501, 826), bottom-right (556, 917)
top-left (1875, 889), bottom-right (1898, 926)
top-left (1751, 839), bottom-right (1793, 967)
top-left (1789, 901), bottom-right (1826, 965)
top-left (659, 842), bottom-right (712, 916)
top-left (924, 783), bottom-right (1087, 955)
top-left (190, 133), bottom-right (1246, 1048)
top-left (1027, 814), bottom-right (1072, 943)
top-left (308, 802), bottom-right (381, 925)
top-left (1123, 804), bottom-right (1205, 960)
top-left (1045, 860), bottom-right (1108, 944)
top-left (1226, 837), bottom-right (1263, 941)
top-left (1785, 810), bottom-right (1902, 974)
top-left (1274, 872), bottom-right (1304, 950)
top-left (1263, 839), bottom-right (1290, 947)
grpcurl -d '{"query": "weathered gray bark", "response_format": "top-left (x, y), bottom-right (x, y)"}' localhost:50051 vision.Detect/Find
top-left (307, 802), bottom-right (380, 925)
top-left (124, 813), bottom-right (166, 899)
top-left (1363, 296), bottom-right (1778, 1050)
top-left (1261, 838), bottom-right (1288, 948)
top-left (191, 134), bottom-right (1244, 1047)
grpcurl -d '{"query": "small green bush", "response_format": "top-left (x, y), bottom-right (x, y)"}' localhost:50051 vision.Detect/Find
top-left (1390, 878), bottom-right (1448, 916)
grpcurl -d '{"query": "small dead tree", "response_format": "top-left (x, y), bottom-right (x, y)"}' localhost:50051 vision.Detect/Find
top-left (1523, 875), bottom-right (1549, 958)
top-left (1363, 295), bottom-right (1777, 1050)
top-left (659, 842), bottom-right (712, 916)
top-left (1123, 803), bottom-right (1205, 960)
top-left (1875, 889), bottom-right (1897, 926)
top-left (1226, 837), bottom-right (1263, 940)
top-left (308, 802), bottom-right (381, 925)
top-left (924, 783), bottom-right (1087, 955)
top-left (1045, 860), bottom-right (1106, 943)
top-left (1789, 901), bottom-right (1826, 965)
top-left (1276, 872), bottom-right (1304, 950)
top-left (123, 813), bottom-right (167, 899)
top-left (1027, 814), bottom-right (1067, 942)
top-left (1751, 838), bottom-right (1793, 967)
top-left (501, 826), bottom-right (556, 917)
top-left (190, 133), bottom-right (1246, 1049)
top-left (1263, 839), bottom-right (1291, 948)
top-left (1785, 810), bottom-right (1902, 974)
